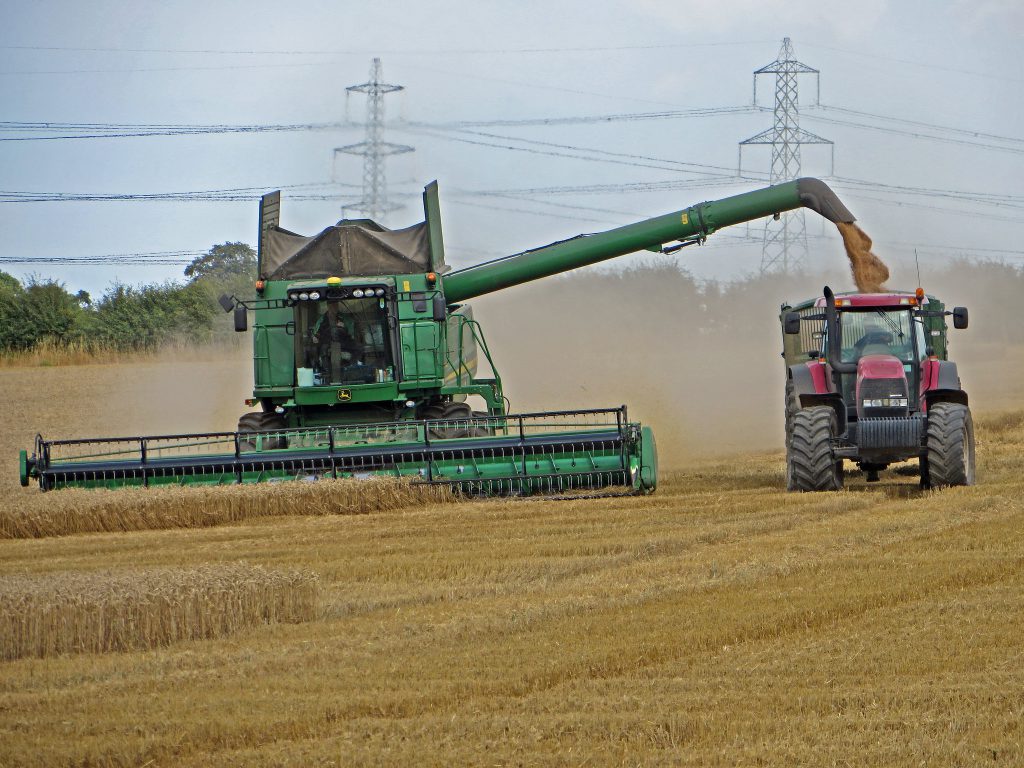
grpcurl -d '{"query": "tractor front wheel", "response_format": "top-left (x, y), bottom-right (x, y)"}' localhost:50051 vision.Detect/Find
top-left (923, 402), bottom-right (975, 488)
top-left (787, 406), bottom-right (843, 492)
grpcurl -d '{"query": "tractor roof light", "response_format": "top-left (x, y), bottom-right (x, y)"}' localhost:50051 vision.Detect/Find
top-left (916, 287), bottom-right (926, 301)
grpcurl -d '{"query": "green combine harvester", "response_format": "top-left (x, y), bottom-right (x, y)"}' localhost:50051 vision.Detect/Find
top-left (20, 178), bottom-right (854, 495)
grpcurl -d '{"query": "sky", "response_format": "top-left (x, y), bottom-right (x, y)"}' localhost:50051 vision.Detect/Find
top-left (1, 0), bottom-right (1022, 297)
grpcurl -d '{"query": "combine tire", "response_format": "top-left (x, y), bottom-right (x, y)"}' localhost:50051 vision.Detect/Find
top-left (238, 411), bottom-right (287, 451)
top-left (923, 402), bottom-right (975, 488)
top-left (422, 402), bottom-right (476, 439)
top-left (786, 406), bottom-right (843, 492)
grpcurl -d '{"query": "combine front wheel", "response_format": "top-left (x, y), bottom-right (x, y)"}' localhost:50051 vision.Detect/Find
top-left (786, 406), bottom-right (843, 492)
top-left (923, 403), bottom-right (976, 488)
top-left (238, 411), bottom-right (288, 451)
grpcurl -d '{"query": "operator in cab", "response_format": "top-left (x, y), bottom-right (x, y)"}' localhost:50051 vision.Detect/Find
top-left (853, 318), bottom-right (895, 358)
top-left (311, 303), bottom-right (361, 383)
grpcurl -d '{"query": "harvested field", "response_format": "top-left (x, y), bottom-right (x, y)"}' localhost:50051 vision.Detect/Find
top-left (1, 327), bottom-right (1023, 765)
top-left (0, 390), bottom-right (1022, 764)
top-left (0, 564), bottom-right (318, 660)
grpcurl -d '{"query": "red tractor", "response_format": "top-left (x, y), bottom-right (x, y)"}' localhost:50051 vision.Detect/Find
top-left (781, 286), bottom-right (973, 491)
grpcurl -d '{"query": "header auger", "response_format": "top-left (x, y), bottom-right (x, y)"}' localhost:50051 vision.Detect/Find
top-left (21, 178), bottom-right (854, 496)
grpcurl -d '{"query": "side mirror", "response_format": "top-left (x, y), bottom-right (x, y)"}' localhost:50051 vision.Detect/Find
top-left (233, 306), bottom-right (248, 332)
top-left (952, 307), bottom-right (968, 330)
top-left (218, 294), bottom-right (235, 313)
top-left (783, 311), bottom-right (801, 335)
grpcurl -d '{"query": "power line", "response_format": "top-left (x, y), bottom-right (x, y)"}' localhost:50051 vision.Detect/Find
top-left (0, 41), bottom-right (772, 56)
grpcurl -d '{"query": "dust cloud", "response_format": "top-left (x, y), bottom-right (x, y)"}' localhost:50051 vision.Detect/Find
top-left (837, 222), bottom-right (890, 292)
top-left (472, 258), bottom-right (1024, 469)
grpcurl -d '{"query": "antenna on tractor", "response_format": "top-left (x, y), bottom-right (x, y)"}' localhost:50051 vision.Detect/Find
top-left (914, 248), bottom-right (923, 289)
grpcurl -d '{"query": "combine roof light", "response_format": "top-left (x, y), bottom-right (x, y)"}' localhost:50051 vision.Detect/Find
top-left (288, 292), bottom-right (298, 301)
top-left (298, 292), bottom-right (309, 301)
top-left (375, 288), bottom-right (385, 297)
top-left (309, 291), bottom-right (321, 300)
top-left (353, 289), bottom-right (364, 298)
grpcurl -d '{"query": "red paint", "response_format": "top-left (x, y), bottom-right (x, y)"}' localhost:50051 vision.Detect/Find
top-left (855, 354), bottom-right (906, 402)
top-left (804, 360), bottom-right (833, 393)
top-left (814, 292), bottom-right (918, 308)
top-left (918, 358), bottom-right (943, 412)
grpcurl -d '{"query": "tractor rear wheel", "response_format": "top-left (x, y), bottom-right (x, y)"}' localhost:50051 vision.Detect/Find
top-left (923, 402), bottom-right (975, 488)
top-left (787, 406), bottom-right (843, 492)
top-left (237, 411), bottom-right (287, 451)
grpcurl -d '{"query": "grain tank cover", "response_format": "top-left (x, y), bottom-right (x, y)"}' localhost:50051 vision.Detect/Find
top-left (262, 220), bottom-right (431, 280)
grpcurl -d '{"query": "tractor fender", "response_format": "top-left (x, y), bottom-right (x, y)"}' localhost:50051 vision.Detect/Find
top-left (789, 363), bottom-right (846, 433)
top-left (922, 360), bottom-right (968, 409)
top-left (789, 361), bottom-right (833, 396)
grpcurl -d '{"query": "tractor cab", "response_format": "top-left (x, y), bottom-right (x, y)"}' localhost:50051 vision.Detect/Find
top-left (817, 293), bottom-right (931, 421)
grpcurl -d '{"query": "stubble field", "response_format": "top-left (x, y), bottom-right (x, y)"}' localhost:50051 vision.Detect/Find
top-left (0, 355), bottom-right (1022, 766)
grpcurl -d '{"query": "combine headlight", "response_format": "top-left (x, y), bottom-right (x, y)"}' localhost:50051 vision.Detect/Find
top-left (298, 292), bottom-right (309, 301)
top-left (353, 289), bottom-right (364, 298)
top-left (309, 291), bottom-right (321, 300)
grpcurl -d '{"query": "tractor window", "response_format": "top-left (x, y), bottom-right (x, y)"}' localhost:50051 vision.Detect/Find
top-left (839, 310), bottom-right (916, 363)
top-left (294, 297), bottom-right (394, 385)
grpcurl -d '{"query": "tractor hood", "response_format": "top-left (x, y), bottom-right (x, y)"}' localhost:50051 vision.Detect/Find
top-left (855, 355), bottom-right (910, 419)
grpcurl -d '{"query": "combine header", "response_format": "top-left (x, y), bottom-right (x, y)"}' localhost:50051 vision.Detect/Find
top-left (22, 178), bottom-right (855, 495)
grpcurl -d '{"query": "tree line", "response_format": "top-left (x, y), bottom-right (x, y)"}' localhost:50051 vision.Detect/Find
top-left (0, 243), bottom-right (255, 353)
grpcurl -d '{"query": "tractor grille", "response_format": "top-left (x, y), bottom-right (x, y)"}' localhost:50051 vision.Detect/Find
top-left (855, 416), bottom-right (924, 450)
top-left (859, 377), bottom-right (910, 418)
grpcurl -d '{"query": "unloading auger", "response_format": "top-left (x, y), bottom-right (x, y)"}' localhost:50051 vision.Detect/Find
top-left (21, 178), bottom-right (854, 495)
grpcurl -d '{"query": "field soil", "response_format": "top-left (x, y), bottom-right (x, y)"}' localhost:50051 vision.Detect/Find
top-left (1, 353), bottom-right (1023, 766)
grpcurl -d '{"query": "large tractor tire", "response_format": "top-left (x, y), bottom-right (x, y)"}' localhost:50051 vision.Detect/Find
top-left (923, 402), bottom-right (976, 488)
top-left (784, 379), bottom-right (799, 449)
top-left (421, 401), bottom-right (476, 439)
top-left (237, 411), bottom-right (287, 451)
top-left (786, 406), bottom-right (843, 492)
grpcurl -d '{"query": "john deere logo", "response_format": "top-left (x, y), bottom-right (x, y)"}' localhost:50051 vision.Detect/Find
top-left (337, 389), bottom-right (352, 402)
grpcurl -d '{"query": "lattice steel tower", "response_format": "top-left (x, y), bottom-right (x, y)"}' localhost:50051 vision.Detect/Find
top-left (335, 58), bottom-right (413, 221)
top-left (739, 38), bottom-right (832, 274)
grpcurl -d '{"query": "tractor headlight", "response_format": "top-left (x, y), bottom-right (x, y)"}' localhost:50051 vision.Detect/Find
top-left (353, 289), bottom-right (364, 298)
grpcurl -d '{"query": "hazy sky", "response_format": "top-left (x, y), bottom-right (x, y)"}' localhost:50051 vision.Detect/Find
top-left (1, 0), bottom-right (1021, 296)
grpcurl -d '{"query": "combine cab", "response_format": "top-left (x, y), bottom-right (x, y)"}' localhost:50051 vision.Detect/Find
top-left (781, 286), bottom-right (973, 490)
